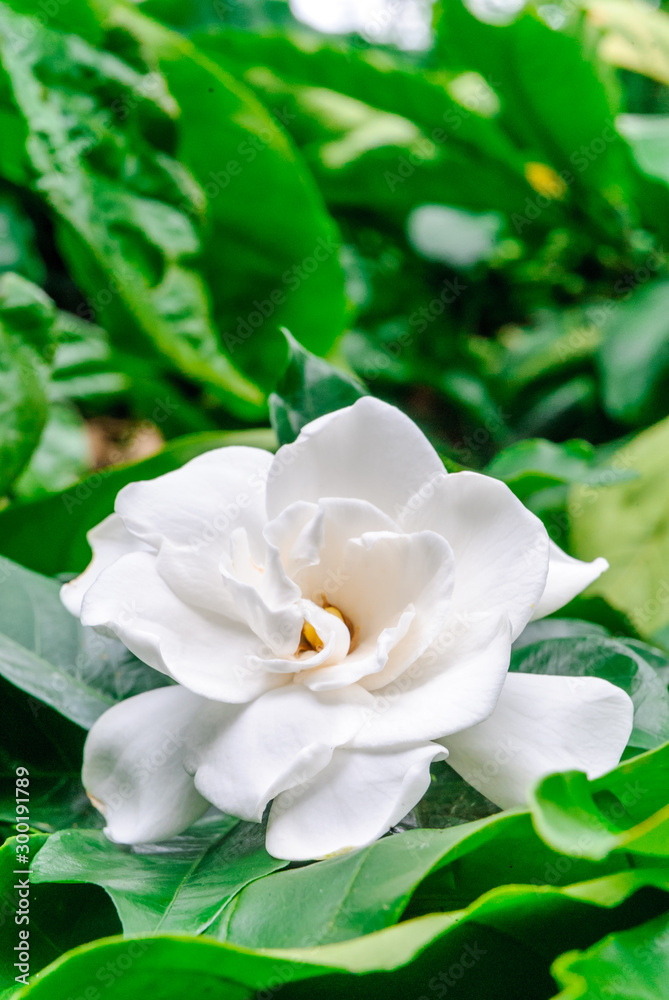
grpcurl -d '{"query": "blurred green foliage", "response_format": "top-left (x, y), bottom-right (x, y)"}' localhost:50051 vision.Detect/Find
top-left (2, 1), bottom-right (669, 998)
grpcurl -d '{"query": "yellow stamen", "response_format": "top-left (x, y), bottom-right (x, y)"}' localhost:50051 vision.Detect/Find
top-left (300, 620), bottom-right (324, 653)
top-left (324, 605), bottom-right (345, 622)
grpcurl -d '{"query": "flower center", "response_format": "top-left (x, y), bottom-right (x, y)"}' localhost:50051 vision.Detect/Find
top-left (297, 605), bottom-right (352, 654)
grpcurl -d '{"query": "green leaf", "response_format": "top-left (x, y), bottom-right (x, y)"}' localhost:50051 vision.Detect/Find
top-left (31, 816), bottom-right (287, 936)
top-left (269, 330), bottom-right (366, 445)
top-left (100, 1), bottom-right (347, 389)
top-left (0, 273), bottom-right (59, 495)
top-left (551, 909), bottom-right (669, 999)
top-left (0, 187), bottom-right (44, 284)
top-left (11, 863), bottom-right (669, 1000)
top-left (511, 634), bottom-right (669, 749)
top-left (0, 3), bottom-right (263, 416)
top-left (0, 555), bottom-right (166, 729)
top-left (486, 438), bottom-right (635, 503)
top-left (11, 404), bottom-right (89, 501)
top-left (0, 835), bottom-right (120, 994)
top-left (0, 427), bottom-right (274, 575)
top-left (0, 674), bottom-right (93, 832)
top-left (598, 279), bottom-right (669, 426)
top-left (570, 415), bottom-right (669, 643)
top-left (434, 0), bottom-right (665, 238)
top-left (530, 742), bottom-right (669, 861)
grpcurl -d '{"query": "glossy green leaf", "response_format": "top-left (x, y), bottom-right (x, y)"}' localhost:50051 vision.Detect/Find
top-left (598, 279), bottom-right (669, 426)
top-left (0, 555), bottom-right (166, 728)
top-left (101, 1), bottom-right (346, 389)
top-left (0, 428), bottom-right (274, 575)
top-left (551, 909), bottom-right (669, 999)
top-left (0, 835), bottom-right (120, 994)
top-left (11, 404), bottom-right (89, 501)
top-left (269, 330), bottom-right (366, 445)
top-left (32, 816), bottom-right (287, 936)
top-left (487, 438), bottom-right (635, 503)
top-left (531, 742), bottom-right (669, 860)
top-left (10, 862), bottom-right (669, 1000)
top-left (0, 3), bottom-right (262, 416)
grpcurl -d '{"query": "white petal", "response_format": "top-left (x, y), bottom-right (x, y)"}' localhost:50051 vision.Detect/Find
top-left (440, 672), bottom-right (633, 808)
top-left (83, 686), bottom-right (210, 844)
top-left (265, 397), bottom-right (447, 523)
top-left (353, 612), bottom-right (512, 746)
top-left (60, 514), bottom-right (150, 617)
top-left (266, 743), bottom-right (446, 861)
top-left (530, 541), bottom-right (609, 620)
top-left (400, 471), bottom-right (550, 640)
top-left (115, 446), bottom-right (271, 549)
top-left (81, 551), bottom-right (289, 702)
top-left (296, 529), bottom-right (455, 690)
top-left (189, 685), bottom-right (372, 823)
top-left (116, 447), bottom-right (272, 618)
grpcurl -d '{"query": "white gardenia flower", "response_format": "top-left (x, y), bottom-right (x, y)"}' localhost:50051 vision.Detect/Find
top-left (62, 398), bottom-right (633, 861)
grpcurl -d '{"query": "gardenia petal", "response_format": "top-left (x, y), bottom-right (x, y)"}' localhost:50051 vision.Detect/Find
top-left (116, 447), bottom-right (272, 618)
top-left (353, 612), bottom-right (512, 746)
top-left (265, 743), bottom-right (446, 861)
top-left (61, 513), bottom-right (150, 617)
top-left (83, 686), bottom-right (211, 845)
top-left (440, 672), bottom-right (633, 809)
top-left (265, 397), bottom-right (447, 523)
top-left (400, 471), bottom-right (550, 640)
top-left (296, 529), bottom-right (455, 691)
top-left (188, 685), bottom-right (373, 823)
top-left (530, 541), bottom-right (609, 621)
top-left (81, 551), bottom-right (288, 702)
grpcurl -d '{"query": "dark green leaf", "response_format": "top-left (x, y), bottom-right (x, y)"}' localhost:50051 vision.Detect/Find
top-left (32, 816), bottom-right (287, 936)
top-left (269, 330), bottom-right (366, 445)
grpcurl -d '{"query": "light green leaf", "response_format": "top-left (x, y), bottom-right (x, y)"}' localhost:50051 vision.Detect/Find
top-left (530, 742), bottom-right (669, 860)
top-left (551, 909), bottom-right (669, 999)
top-left (570, 415), bottom-right (669, 643)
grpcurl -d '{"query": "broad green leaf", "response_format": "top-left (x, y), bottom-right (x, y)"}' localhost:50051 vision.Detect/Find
top-left (101, 1), bottom-right (346, 389)
top-left (0, 187), bottom-right (44, 283)
top-left (511, 634), bottom-right (669, 749)
top-left (0, 273), bottom-right (58, 494)
top-left (0, 3), bottom-right (262, 416)
top-left (434, 0), bottom-right (665, 238)
top-left (269, 330), bottom-right (366, 445)
top-left (570, 416), bottom-right (669, 643)
top-left (597, 279), bottom-right (669, 425)
top-left (618, 113), bottom-right (669, 187)
top-left (11, 404), bottom-right (89, 501)
top-left (11, 865), bottom-right (669, 1000)
top-left (0, 428), bottom-right (274, 575)
top-left (221, 803), bottom-right (645, 949)
top-left (0, 556), bottom-right (166, 728)
top-left (486, 438), bottom-right (635, 503)
top-left (551, 909), bottom-right (669, 999)
top-left (531, 742), bottom-right (669, 860)
top-left (0, 674), bottom-right (101, 833)
top-left (0, 835), bottom-right (119, 994)
top-left (31, 816), bottom-right (287, 936)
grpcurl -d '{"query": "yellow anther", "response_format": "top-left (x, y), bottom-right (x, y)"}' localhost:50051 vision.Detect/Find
top-left (300, 620), bottom-right (324, 653)
top-left (324, 605), bottom-right (345, 622)
top-left (525, 161), bottom-right (568, 200)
